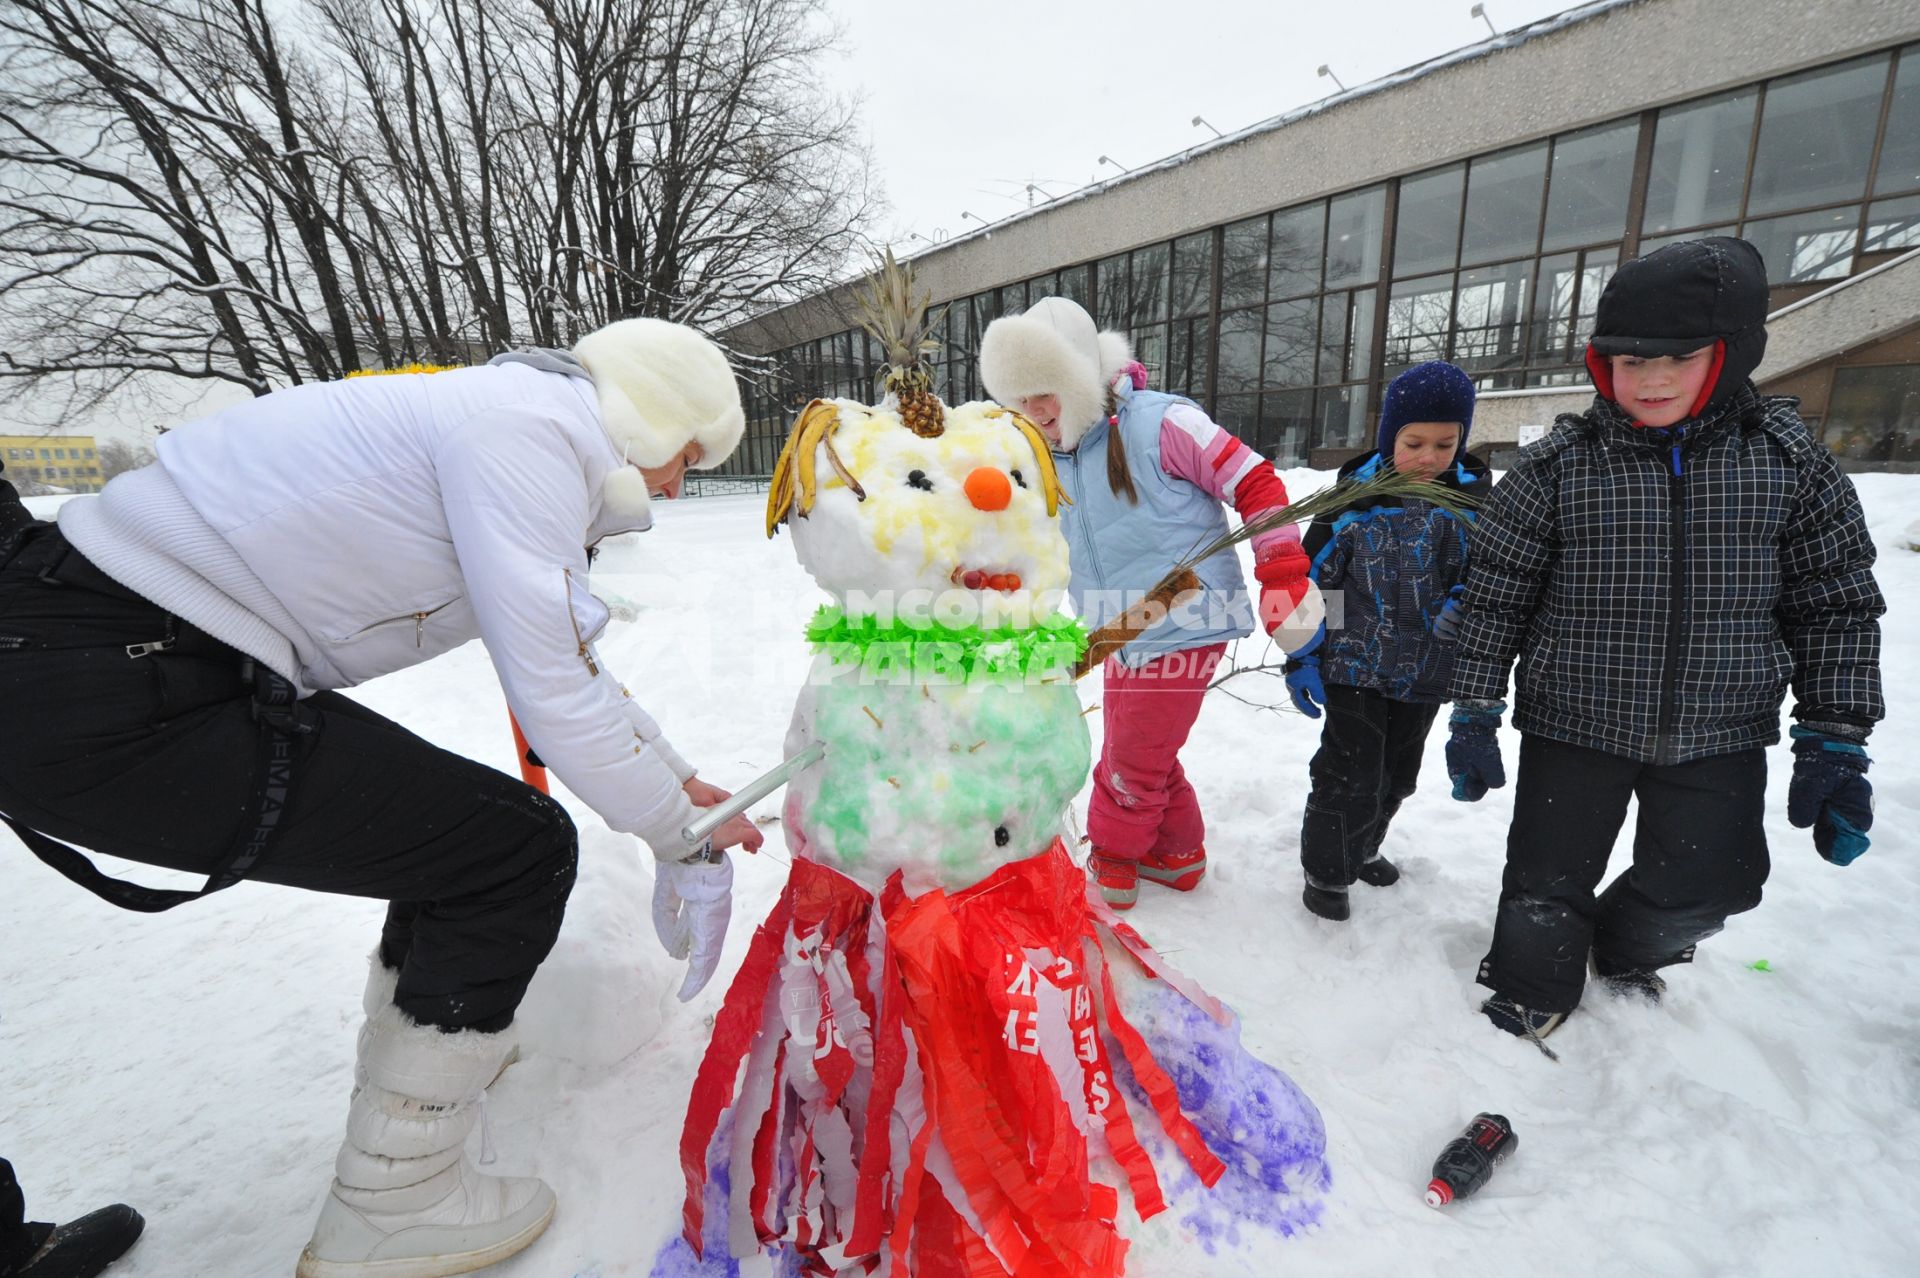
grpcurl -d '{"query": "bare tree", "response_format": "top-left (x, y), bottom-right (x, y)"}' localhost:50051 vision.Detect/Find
top-left (0, 0), bottom-right (876, 416)
top-left (0, 0), bottom-right (369, 402)
top-left (96, 437), bottom-right (156, 480)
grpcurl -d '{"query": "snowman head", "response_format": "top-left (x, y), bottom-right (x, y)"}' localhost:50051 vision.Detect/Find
top-left (770, 399), bottom-right (1071, 625)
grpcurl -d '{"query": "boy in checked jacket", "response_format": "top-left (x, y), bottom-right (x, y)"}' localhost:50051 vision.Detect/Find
top-left (1445, 237), bottom-right (1884, 1049)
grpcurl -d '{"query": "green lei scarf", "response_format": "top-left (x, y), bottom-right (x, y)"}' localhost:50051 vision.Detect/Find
top-left (805, 606), bottom-right (1089, 682)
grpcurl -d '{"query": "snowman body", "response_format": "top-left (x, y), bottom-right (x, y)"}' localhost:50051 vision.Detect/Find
top-left (778, 398), bottom-right (1090, 893)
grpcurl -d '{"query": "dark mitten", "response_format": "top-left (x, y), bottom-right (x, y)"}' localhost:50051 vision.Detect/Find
top-left (1788, 725), bottom-right (1872, 865)
top-left (1285, 657), bottom-right (1326, 719)
top-left (1446, 700), bottom-right (1506, 802)
top-left (1432, 583), bottom-right (1467, 642)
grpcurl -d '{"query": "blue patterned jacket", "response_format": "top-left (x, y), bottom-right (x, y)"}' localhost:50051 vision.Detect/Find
top-left (1299, 450), bottom-right (1487, 704)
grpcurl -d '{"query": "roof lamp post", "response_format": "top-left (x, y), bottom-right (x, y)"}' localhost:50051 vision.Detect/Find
top-left (1470, 3), bottom-right (1498, 35)
top-left (1316, 64), bottom-right (1347, 93)
top-left (1191, 115), bottom-right (1224, 139)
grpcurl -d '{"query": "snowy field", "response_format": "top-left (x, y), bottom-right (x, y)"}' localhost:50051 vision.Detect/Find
top-left (3, 474), bottom-right (1916, 1278)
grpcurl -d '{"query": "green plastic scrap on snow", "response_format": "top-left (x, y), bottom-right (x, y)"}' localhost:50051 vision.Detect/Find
top-left (1748, 959), bottom-right (1772, 971)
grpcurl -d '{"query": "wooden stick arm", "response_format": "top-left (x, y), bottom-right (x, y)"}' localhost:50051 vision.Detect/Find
top-left (1069, 567), bottom-right (1204, 680)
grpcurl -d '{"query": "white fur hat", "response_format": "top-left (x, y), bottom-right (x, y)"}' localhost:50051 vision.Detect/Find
top-left (572, 318), bottom-right (745, 511)
top-left (979, 296), bottom-right (1134, 450)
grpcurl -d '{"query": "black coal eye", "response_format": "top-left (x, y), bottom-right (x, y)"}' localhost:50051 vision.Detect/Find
top-left (907, 469), bottom-right (934, 491)
top-left (1010, 469), bottom-right (1028, 488)
top-left (993, 826), bottom-right (1010, 847)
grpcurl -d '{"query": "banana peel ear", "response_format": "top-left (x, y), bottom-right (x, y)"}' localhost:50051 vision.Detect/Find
top-left (766, 430), bottom-right (797, 537)
top-left (1004, 410), bottom-right (1070, 517)
top-left (765, 399), bottom-right (842, 537)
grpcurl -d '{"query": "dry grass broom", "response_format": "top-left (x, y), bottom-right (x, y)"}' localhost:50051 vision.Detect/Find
top-left (1068, 467), bottom-right (1477, 679)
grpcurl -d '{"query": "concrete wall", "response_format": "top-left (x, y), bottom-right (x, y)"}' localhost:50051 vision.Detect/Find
top-left (1755, 249), bottom-right (1920, 383)
top-left (729, 0), bottom-right (1920, 354)
top-left (1768, 324), bottom-right (1920, 418)
top-left (1473, 388), bottom-right (1592, 446)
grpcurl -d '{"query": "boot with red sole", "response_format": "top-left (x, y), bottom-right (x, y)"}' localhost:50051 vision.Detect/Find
top-left (1139, 846), bottom-right (1207, 893)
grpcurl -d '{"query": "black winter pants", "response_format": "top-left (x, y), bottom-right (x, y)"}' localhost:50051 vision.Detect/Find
top-left (1300, 683), bottom-right (1440, 886)
top-left (1479, 734), bottom-right (1769, 1013)
top-left (0, 1157), bottom-right (43, 1272)
top-left (0, 528), bottom-right (577, 1031)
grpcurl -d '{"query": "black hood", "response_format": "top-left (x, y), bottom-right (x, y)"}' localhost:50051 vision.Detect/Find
top-left (1, 459), bottom-right (39, 552)
top-left (1587, 236), bottom-right (1769, 418)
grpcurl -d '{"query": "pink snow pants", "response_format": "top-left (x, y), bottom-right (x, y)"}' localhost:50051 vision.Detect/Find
top-left (1087, 642), bottom-right (1226, 862)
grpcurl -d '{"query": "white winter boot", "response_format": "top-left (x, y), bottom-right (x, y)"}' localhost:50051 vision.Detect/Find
top-left (295, 996), bottom-right (555, 1278)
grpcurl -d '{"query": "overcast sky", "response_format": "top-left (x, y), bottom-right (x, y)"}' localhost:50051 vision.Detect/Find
top-left (828, 0), bottom-right (1583, 246)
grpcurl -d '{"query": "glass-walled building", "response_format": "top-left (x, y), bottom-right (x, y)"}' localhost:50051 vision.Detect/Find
top-left (728, 1), bottom-right (1920, 474)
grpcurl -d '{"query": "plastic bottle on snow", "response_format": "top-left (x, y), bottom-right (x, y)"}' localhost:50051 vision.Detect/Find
top-left (1424, 1113), bottom-right (1516, 1207)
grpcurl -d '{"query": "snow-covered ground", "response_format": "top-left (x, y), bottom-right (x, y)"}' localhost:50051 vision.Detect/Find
top-left (3, 475), bottom-right (1916, 1278)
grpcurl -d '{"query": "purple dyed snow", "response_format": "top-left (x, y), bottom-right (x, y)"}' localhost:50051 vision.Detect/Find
top-left (648, 1113), bottom-right (804, 1278)
top-left (647, 1153), bottom-right (740, 1278)
top-left (1114, 982), bottom-right (1330, 1251)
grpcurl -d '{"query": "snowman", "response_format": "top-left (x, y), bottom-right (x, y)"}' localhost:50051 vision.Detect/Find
top-left (664, 256), bottom-right (1327, 1278)
top-left (775, 394), bottom-right (1092, 890)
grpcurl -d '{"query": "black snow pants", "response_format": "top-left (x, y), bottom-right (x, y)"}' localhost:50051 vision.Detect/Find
top-left (0, 1158), bottom-right (43, 1272)
top-left (0, 526), bottom-right (577, 1031)
top-left (1478, 733), bottom-right (1769, 1014)
top-left (1300, 683), bottom-right (1440, 886)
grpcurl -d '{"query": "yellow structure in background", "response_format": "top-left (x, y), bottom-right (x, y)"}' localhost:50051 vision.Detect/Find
top-left (345, 362), bottom-right (464, 378)
top-left (0, 434), bottom-right (104, 493)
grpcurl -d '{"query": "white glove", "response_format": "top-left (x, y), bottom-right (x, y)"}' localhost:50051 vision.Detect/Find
top-left (1273, 578), bottom-right (1328, 658)
top-left (651, 849), bottom-right (734, 1002)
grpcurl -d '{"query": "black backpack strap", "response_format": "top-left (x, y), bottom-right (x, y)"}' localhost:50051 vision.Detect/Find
top-left (2, 660), bottom-right (316, 912)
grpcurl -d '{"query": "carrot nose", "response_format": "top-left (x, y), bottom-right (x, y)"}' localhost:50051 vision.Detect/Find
top-left (964, 467), bottom-right (1012, 512)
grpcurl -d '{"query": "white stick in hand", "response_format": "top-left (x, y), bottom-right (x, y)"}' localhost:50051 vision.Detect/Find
top-left (679, 740), bottom-right (828, 851)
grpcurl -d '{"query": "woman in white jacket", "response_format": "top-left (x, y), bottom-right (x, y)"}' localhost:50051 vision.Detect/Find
top-left (0, 319), bottom-right (760, 1277)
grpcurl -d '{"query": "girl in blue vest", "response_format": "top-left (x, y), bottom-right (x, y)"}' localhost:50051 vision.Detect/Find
top-left (981, 298), bottom-right (1322, 909)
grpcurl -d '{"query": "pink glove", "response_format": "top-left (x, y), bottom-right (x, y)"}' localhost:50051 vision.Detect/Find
top-left (1253, 544), bottom-right (1324, 657)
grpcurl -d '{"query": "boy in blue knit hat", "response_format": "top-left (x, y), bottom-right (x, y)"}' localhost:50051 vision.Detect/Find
top-left (1287, 361), bottom-right (1487, 921)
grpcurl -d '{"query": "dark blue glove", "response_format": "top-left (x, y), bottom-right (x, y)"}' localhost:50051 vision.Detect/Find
top-left (1787, 726), bottom-right (1872, 865)
top-left (1432, 584), bottom-right (1467, 642)
top-left (1446, 701), bottom-right (1506, 802)
top-left (1286, 656), bottom-right (1326, 719)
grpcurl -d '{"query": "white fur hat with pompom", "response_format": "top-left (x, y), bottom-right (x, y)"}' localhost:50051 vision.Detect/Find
top-left (979, 296), bottom-right (1133, 451)
top-left (572, 317), bottom-right (745, 515)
